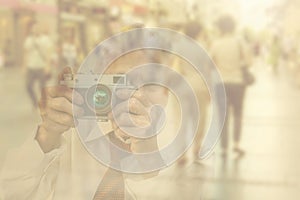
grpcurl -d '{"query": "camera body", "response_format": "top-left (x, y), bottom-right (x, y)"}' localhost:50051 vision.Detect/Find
top-left (61, 73), bottom-right (133, 121)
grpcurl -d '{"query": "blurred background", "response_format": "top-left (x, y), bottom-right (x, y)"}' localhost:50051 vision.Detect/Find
top-left (1, 0), bottom-right (300, 199)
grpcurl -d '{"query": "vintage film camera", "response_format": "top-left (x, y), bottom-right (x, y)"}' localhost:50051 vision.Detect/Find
top-left (61, 74), bottom-right (133, 121)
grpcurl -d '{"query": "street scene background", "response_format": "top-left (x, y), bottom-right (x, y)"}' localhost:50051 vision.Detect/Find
top-left (1, 0), bottom-right (300, 199)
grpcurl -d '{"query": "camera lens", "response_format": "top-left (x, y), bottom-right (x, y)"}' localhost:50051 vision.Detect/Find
top-left (86, 84), bottom-right (112, 116)
top-left (93, 88), bottom-right (109, 108)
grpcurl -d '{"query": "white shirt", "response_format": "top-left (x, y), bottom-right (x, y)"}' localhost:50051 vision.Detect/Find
top-left (0, 97), bottom-right (213, 200)
top-left (0, 128), bottom-right (140, 200)
top-left (210, 34), bottom-right (251, 84)
top-left (24, 35), bottom-right (51, 70)
top-left (62, 42), bottom-right (77, 67)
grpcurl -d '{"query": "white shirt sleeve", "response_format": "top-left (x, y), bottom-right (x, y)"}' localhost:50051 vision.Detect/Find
top-left (0, 129), bottom-right (66, 200)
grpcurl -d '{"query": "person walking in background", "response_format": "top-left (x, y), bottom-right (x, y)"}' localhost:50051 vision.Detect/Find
top-left (62, 28), bottom-right (78, 68)
top-left (3, 38), bottom-right (14, 68)
top-left (210, 15), bottom-right (252, 157)
top-left (23, 20), bottom-right (52, 109)
top-left (175, 21), bottom-right (211, 165)
top-left (268, 35), bottom-right (282, 75)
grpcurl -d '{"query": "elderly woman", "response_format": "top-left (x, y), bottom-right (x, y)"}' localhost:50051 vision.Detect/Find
top-left (210, 15), bottom-right (252, 156)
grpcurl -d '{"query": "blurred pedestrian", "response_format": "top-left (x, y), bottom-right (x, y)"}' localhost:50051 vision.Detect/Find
top-left (62, 29), bottom-right (78, 68)
top-left (23, 20), bottom-right (52, 109)
top-left (3, 38), bottom-right (13, 68)
top-left (210, 15), bottom-right (252, 156)
top-left (175, 22), bottom-right (211, 165)
top-left (268, 35), bottom-right (281, 75)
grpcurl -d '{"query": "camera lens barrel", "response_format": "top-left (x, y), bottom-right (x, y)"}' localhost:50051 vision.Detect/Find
top-left (86, 84), bottom-right (112, 116)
